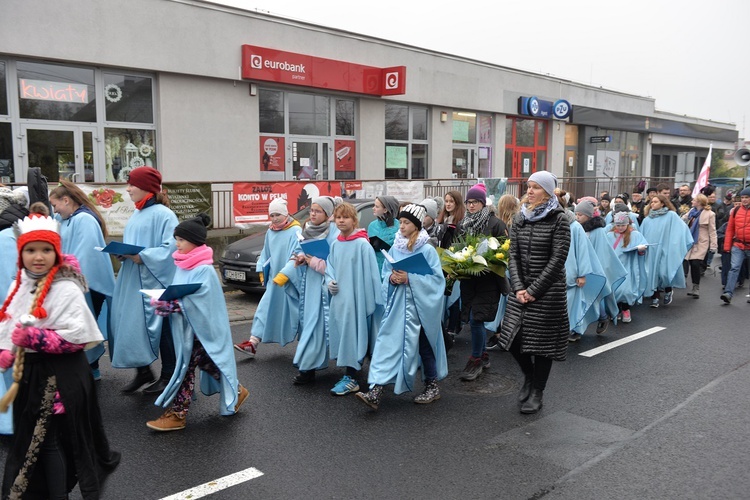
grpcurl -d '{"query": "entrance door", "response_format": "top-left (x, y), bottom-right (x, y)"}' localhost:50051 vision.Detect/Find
top-left (452, 147), bottom-right (476, 178)
top-left (512, 150), bottom-right (536, 178)
top-left (290, 140), bottom-right (329, 180)
top-left (20, 125), bottom-right (98, 183)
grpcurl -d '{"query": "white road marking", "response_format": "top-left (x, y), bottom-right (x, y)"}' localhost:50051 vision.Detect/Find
top-left (579, 327), bottom-right (666, 357)
top-left (159, 467), bottom-right (264, 499)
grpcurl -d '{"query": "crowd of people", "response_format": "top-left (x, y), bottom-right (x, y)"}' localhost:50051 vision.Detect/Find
top-left (1, 169), bottom-right (749, 496)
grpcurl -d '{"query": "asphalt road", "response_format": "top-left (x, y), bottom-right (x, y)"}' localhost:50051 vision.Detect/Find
top-left (2, 265), bottom-right (750, 499)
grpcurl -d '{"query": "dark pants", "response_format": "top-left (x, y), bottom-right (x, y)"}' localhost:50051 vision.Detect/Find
top-left (418, 329), bottom-right (437, 380)
top-left (158, 317), bottom-right (176, 379)
top-left (446, 300), bottom-right (461, 333)
top-left (509, 335), bottom-right (553, 391)
top-left (687, 259), bottom-right (703, 285)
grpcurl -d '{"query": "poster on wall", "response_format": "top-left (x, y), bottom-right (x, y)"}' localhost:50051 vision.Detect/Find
top-left (385, 181), bottom-right (423, 203)
top-left (334, 140), bottom-right (356, 172)
top-left (260, 136), bottom-right (285, 171)
top-left (233, 181), bottom-right (342, 225)
top-left (77, 184), bottom-right (134, 237)
top-left (385, 145), bottom-right (408, 169)
top-left (343, 181), bottom-right (363, 199)
top-left (163, 183), bottom-right (212, 224)
top-left (596, 150), bottom-right (619, 179)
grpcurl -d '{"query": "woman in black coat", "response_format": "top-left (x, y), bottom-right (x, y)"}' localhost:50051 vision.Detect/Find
top-left (498, 171), bottom-right (570, 414)
top-left (457, 183), bottom-right (509, 382)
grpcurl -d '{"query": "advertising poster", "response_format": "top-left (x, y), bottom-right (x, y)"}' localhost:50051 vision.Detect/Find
top-left (385, 145), bottom-right (408, 170)
top-left (385, 180), bottom-right (423, 203)
top-left (163, 183), bottom-right (212, 224)
top-left (343, 181), bottom-right (363, 199)
top-left (596, 150), bottom-right (619, 179)
top-left (233, 181), bottom-right (341, 225)
top-left (260, 136), bottom-right (285, 171)
top-left (334, 140), bottom-right (356, 172)
top-left (78, 184), bottom-right (134, 237)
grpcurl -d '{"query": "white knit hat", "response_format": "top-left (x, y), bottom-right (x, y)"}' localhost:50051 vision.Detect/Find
top-left (268, 197), bottom-right (289, 216)
top-left (398, 204), bottom-right (426, 229)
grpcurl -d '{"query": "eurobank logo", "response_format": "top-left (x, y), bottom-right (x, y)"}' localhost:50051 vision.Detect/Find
top-left (241, 45), bottom-right (406, 96)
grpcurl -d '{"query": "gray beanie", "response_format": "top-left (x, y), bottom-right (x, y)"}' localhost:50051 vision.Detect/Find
top-left (613, 203), bottom-right (629, 214)
top-left (574, 200), bottom-right (595, 218)
top-left (312, 196), bottom-right (335, 217)
top-left (420, 198), bottom-right (438, 220)
top-left (528, 171), bottom-right (557, 198)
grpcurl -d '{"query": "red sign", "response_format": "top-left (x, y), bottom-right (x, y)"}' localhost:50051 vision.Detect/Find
top-left (334, 140), bottom-right (356, 172)
top-left (260, 136), bottom-right (285, 172)
top-left (241, 45), bottom-right (406, 96)
top-left (233, 181), bottom-right (342, 224)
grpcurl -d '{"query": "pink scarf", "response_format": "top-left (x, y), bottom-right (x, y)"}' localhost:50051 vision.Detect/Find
top-left (173, 245), bottom-right (214, 270)
top-left (337, 228), bottom-right (369, 242)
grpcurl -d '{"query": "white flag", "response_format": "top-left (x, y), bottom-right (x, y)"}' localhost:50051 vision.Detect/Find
top-left (692, 144), bottom-right (712, 198)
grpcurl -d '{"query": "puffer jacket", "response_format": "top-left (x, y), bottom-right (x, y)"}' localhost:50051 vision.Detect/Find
top-left (459, 214), bottom-right (510, 322)
top-left (724, 205), bottom-right (750, 252)
top-left (498, 206), bottom-right (570, 361)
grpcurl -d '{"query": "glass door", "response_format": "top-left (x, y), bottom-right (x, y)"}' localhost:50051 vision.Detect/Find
top-left (290, 140), bottom-right (329, 180)
top-left (20, 125), bottom-right (98, 183)
top-left (512, 150), bottom-right (536, 178)
top-left (452, 147), bottom-right (476, 178)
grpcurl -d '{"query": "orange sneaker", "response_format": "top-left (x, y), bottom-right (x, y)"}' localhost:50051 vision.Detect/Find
top-left (146, 410), bottom-right (186, 432)
top-left (235, 384), bottom-right (249, 413)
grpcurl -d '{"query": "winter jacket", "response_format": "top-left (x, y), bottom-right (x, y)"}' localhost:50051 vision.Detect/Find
top-left (0, 203), bottom-right (29, 231)
top-left (498, 206), bottom-right (571, 361)
top-left (724, 205), bottom-right (750, 252)
top-left (685, 209), bottom-right (717, 260)
top-left (459, 214), bottom-right (510, 322)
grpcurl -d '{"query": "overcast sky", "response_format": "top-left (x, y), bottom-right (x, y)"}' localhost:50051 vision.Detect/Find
top-left (212, 0), bottom-right (748, 139)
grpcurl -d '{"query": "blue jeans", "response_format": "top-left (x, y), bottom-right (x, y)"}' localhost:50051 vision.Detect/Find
top-left (418, 329), bottom-right (437, 380)
top-left (469, 312), bottom-right (486, 358)
top-left (724, 246), bottom-right (750, 297)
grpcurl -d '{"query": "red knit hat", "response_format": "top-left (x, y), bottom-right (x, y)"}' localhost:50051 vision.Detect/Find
top-left (16, 214), bottom-right (62, 266)
top-left (0, 214), bottom-right (62, 322)
top-left (127, 166), bottom-right (162, 194)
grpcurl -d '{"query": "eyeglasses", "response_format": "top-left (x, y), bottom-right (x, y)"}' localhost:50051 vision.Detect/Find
top-left (309, 209), bottom-right (324, 215)
top-left (466, 200), bottom-right (482, 206)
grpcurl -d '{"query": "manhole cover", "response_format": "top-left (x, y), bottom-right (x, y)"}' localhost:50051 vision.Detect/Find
top-left (442, 371), bottom-right (517, 397)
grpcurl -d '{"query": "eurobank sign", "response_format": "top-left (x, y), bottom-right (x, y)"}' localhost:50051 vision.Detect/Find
top-left (241, 45), bottom-right (406, 97)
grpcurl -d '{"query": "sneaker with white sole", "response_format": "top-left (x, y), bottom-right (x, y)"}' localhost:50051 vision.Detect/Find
top-left (621, 310), bottom-right (632, 323)
top-left (330, 375), bottom-right (359, 396)
top-left (650, 298), bottom-right (659, 308)
top-left (234, 340), bottom-right (257, 357)
top-left (663, 291), bottom-right (673, 305)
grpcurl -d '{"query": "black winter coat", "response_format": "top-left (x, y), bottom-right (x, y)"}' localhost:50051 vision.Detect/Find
top-left (459, 214), bottom-right (511, 322)
top-left (499, 206), bottom-right (571, 361)
top-left (0, 204), bottom-right (29, 231)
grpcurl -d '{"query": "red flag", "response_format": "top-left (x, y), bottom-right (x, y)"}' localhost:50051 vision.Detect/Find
top-left (692, 145), bottom-right (712, 198)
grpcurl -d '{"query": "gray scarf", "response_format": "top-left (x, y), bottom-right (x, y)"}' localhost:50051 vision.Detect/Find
top-left (302, 220), bottom-right (330, 240)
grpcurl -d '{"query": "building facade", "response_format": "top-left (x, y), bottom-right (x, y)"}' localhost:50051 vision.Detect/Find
top-left (0, 0), bottom-right (738, 188)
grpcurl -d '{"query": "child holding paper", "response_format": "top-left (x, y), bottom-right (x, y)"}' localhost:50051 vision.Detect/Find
top-left (356, 204), bottom-right (447, 410)
top-left (0, 213), bottom-right (119, 498)
top-left (110, 166), bottom-right (178, 394)
top-left (606, 211), bottom-right (649, 323)
top-left (234, 198), bottom-right (301, 356)
top-left (146, 214), bottom-right (248, 431)
top-left (368, 196), bottom-right (400, 275)
top-left (326, 202), bottom-right (383, 396)
top-left (273, 196), bottom-right (340, 385)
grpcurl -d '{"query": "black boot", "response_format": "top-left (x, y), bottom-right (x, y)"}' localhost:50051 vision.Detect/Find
top-left (520, 388), bottom-right (544, 414)
top-left (143, 376), bottom-right (170, 395)
top-left (122, 366), bottom-right (155, 393)
top-left (517, 376), bottom-right (533, 403)
top-left (293, 370), bottom-right (316, 385)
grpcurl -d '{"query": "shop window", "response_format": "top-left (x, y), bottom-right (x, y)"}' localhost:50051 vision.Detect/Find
top-left (104, 129), bottom-right (157, 182)
top-left (452, 112), bottom-right (476, 144)
top-left (0, 123), bottom-right (13, 183)
top-left (259, 89), bottom-right (284, 134)
top-left (385, 104), bottom-right (408, 141)
top-left (289, 93), bottom-right (329, 136)
top-left (384, 104), bottom-right (429, 179)
top-left (0, 61), bottom-right (7, 116)
top-left (515, 119), bottom-right (535, 147)
top-left (17, 61), bottom-right (96, 122)
top-left (335, 99), bottom-right (354, 136)
top-left (103, 73), bottom-right (154, 124)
